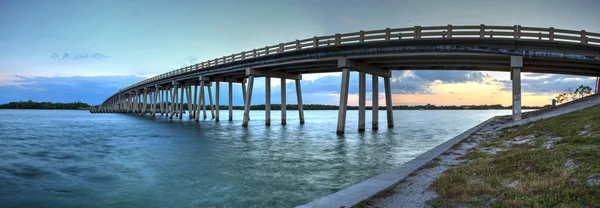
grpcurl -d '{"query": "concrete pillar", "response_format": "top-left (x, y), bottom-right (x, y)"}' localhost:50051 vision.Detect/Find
top-left (265, 77), bottom-right (271, 126)
top-left (215, 81), bottom-right (220, 121)
top-left (372, 75), bottom-right (379, 130)
top-left (196, 81), bottom-right (205, 121)
top-left (134, 91), bottom-right (139, 113)
top-left (228, 82), bottom-right (233, 121)
top-left (358, 72), bottom-right (366, 132)
top-left (202, 85), bottom-right (207, 119)
top-left (152, 90), bottom-right (157, 116)
top-left (511, 56), bottom-right (523, 121)
top-left (281, 78), bottom-right (287, 125)
top-left (170, 85), bottom-right (176, 119)
top-left (187, 86), bottom-right (193, 119)
top-left (295, 79), bottom-right (305, 124)
top-left (160, 88), bottom-right (164, 115)
top-left (208, 85), bottom-right (215, 119)
top-left (179, 85), bottom-right (184, 119)
top-left (242, 75), bottom-right (255, 126)
top-left (336, 68), bottom-right (351, 134)
top-left (167, 87), bottom-right (171, 116)
top-left (193, 84), bottom-right (198, 119)
top-left (384, 76), bottom-right (394, 127)
top-left (242, 80), bottom-right (247, 106)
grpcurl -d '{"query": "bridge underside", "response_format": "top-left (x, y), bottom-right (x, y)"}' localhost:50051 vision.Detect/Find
top-left (94, 38), bottom-right (600, 133)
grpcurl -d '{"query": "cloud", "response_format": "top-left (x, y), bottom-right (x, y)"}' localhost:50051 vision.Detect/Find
top-left (0, 75), bottom-right (144, 104)
top-left (50, 53), bottom-right (109, 60)
top-left (389, 70), bottom-right (489, 94)
top-left (341, 16), bottom-right (358, 24)
top-left (496, 74), bottom-right (596, 95)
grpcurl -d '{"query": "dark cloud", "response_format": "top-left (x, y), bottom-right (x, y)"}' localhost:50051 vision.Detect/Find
top-left (290, 70), bottom-right (489, 96)
top-left (496, 74), bottom-right (596, 95)
top-left (50, 53), bottom-right (109, 60)
top-left (1, 76), bottom-right (144, 104)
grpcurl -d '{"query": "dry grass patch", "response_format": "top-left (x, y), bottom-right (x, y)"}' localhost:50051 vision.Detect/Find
top-left (428, 105), bottom-right (600, 207)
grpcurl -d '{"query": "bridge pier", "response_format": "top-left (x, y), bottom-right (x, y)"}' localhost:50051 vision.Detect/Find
top-left (242, 75), bottom-right (255, 127)
top-left (295, 79), bottom-right (305, 124)
top-left (337, 58), bottom-right (393, 134)
top-left (186, 85), bottom-right (193, 119)
top-left (511, 56), bottom-right (523, 121)
top-left (384, 76), bottom-right (394, 128)
top-left (208, 85), bottom-right (215, 119)
top-left (229, 82), bottom-right (233, 121)
top-left (281, 78), bottom-right (286, 125)
top-left (242, 68), bottom-right (302, 126)
top-left (215, 81), bottom-right (220, 121)
top-left (336, 68), bottom-right (350, 134)
top-left (359, 72), bottom-right (366, 132)
top-left (265, 77), bottom-right (271, 126)
top-left (372, 75), bottom-right (379, 130)
top-left (193, 83), bottom-right (198, 119)
top-left (179, 84), bottom-right (184, 119)
top-left (196, 81), bottom-right (205, 121)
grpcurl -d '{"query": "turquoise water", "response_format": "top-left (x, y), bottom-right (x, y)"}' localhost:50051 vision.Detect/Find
top-left (0, 109), bottom-right (513, 207)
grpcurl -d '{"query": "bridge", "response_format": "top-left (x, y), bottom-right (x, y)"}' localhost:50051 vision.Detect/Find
top-left (91, 24), bottom-right (600, 134)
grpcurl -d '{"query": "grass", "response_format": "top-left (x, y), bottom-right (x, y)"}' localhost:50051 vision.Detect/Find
top-left (428, 105), bottom-right (600, 207)
top-left (353, 188), bottom-right (397, 208)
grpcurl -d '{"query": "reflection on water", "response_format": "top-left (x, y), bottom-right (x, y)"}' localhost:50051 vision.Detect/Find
top-left (0, 109), bottom-right (512, 207)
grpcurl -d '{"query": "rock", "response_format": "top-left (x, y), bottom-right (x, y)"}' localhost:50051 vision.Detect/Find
top-left (506, 181), bottom-right (520, 189)
top-left (479, 147), bottom-right (503, 155)
top-left (543, 137), bottom-right (563, 149)
top-left (588, 174), bottom-right (600, 186)
top-left (579, 125), bottom-right (591, 137)
top-left (525, 164), bottom-right (534, 171)
top-left (563, 159), bottom-right (578, 169)
top-left (487, 198), bottom-right (497, 206)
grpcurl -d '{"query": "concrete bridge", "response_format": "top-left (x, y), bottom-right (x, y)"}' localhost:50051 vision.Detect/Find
top-left (91, 24), bottom-right (600, 134)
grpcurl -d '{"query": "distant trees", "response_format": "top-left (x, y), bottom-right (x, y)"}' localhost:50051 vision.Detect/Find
top-left (555, 85), bottom-right (593, 104)
top-left (0, 100), bottom-right (91, 109)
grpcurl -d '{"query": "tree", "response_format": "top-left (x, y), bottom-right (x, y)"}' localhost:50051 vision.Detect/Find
top-left (555, 85), bottom-right (593, 104)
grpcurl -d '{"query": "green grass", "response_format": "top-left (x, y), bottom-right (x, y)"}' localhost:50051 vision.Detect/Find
top-left (428, 105), bottom-right (600, 207)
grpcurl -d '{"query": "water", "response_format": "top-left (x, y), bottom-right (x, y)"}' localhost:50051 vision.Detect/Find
top-left (0, 109), bottom-right (513, 207)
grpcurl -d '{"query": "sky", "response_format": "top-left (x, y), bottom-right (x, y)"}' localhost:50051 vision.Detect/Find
top-left (1, 0), bottom-right (599, 106)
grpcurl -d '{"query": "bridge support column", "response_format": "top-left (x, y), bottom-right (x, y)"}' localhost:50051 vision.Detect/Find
top-left (372, 75), bottom-right (379, 130)
top-left (359, 72), bottom-right (366, 132)
top-left (170, 83), bottom-right (177, 119)
top-left (208, 85), bottom-right (215, 119)
top-left (134, 91), bottom-right (139, 114)
top-left (229, 82), bottom-right (233, 121)
top-left (242, 75), bottom-right (255, 127)
top-left (193, 84), bottom-right (198, 119)
top-left (242, 79), bottom-right (247, 109)
top-left (202, 85), bottom-right (207, 119)
top-left (179, 85), bottom-right (184, 119)
top-left (336, 68), bottom-right (350, 134)
top-left (265, 77), bottom-right (271, 126)
top-left (511, 56), bottom-right (523, 121)
top-left (196, 81), bottom-right (205, 121)
top-left (384, 76), bottom-right (394, 128)
top-left (152, 89), bottom-right (157, 116)
top-left (215, 81), bottom-right (220, 121)
top-left (187, 85), bottom-right (193, 119)
top-left (296, 79), bottom-right (304, 124)
top-left (281, 78), bottom-right (286, 125)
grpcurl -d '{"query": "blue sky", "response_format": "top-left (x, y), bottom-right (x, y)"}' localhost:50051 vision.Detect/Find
top-left (1, 0), bottom-right (599, 105)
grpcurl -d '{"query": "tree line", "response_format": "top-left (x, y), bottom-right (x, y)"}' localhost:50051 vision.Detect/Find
top-left (0, 100), bottom-right (91, 109)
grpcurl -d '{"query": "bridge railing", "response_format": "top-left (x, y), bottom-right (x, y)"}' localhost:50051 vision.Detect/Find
top-left (106, 25), bottom-right (600, 103)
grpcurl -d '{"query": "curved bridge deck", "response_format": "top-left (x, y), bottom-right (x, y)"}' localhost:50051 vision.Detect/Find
top-left (93, 24), bottom-right (600, 133)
